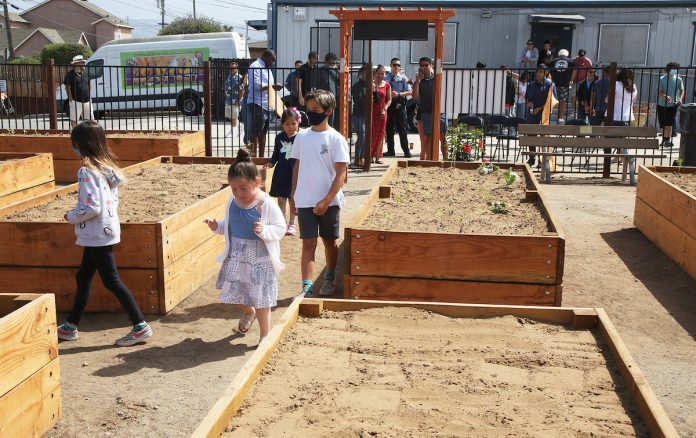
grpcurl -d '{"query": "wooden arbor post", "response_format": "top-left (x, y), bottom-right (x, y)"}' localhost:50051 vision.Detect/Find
top-left (330, 7), bottom-right (455, 161)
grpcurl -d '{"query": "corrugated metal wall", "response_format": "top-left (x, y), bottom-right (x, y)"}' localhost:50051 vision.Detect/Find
top-left (271, 5), bottom-right (694, 69)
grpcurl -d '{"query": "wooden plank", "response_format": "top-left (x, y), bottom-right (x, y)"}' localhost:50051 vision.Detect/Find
top-left (634, 197), bottom-right (696, 280)
top-left (161, 234), bottom-right (224, 313)
top-left (519, 136), bottom-right (659, 149)
top-left (518, 125), bottom-right (658, 137)
top-left (0, 267), bottom-right (161, 314)
top-left (520, 152), bottom-right (665, 158)
top-left (319, 298), bottom-right (580, 324)
top-left (378, 185), bottom-right (391, 198)
top-left (0, 222), bottom-right (159, 269)
top-left (345, 275), bottom-right (558, 306)
top-left (0, 153), bottom-right (54, 197)
top-left (191, 295), bottom-right (303, 438)
top-left (650, 165), bottom-right (696, 175)
top-left (0, 293), bottom-right (43, 316)
top-left (0, 357), bottom-right (61, 438)
top-left (637, 166), bottom-right (696, 241)
top-left (350, 229), bottom-right (559, 283)
top-left (0, 181), bottom-right (55, 209)
top-left (596, 308), bottom-right (679, 437)
top-left (0, 294), bottom-right (57, 398)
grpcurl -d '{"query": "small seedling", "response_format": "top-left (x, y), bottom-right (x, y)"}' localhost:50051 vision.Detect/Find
top-left (478, 162), bottom-right (499, 175)
top-left (502, 167), bottom-right (519, 185)
top-left (676, 158), bottom-right (684, 174)
top-left (487, 201), bottom-right (508, 214)
top-left (395, 194), bottom-right (403, 204)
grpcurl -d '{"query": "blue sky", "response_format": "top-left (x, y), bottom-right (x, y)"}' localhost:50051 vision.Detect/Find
top-left (9, 0), bottom-right (268, 40)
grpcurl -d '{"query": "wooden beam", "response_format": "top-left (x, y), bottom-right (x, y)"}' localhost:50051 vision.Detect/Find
top-left (328, 9), bottom-right (455, 21)
top-left (596, 308), bottom-right (679, 437)
top-left (191, 295), bottom-right (304, 438)
top-left (431, 18), bottom-right (445, 160)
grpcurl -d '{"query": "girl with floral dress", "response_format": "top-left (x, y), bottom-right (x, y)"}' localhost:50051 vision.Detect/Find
top-left (370, 64), bottom-right (391, 164)
top-left (205, 148), bottom-right (286, 343)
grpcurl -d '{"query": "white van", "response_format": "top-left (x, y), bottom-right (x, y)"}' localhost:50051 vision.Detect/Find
top-left (86, 32), bottom-right (248, 116)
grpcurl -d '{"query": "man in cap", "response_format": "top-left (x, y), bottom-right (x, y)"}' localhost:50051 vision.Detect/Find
top-left (64, 55), bottom-right (95, 128)
top-left (549, 49), bottom-right (574, 122)
top-left (570, 49), bottom-right (594, 114)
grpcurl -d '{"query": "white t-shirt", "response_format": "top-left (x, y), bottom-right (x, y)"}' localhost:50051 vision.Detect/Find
top-left (290, 127), bottom-right (350, 208)
top-left (517, 82), bottom-right (527, 104)
top-left (611, 81), bottom-right (637, 122)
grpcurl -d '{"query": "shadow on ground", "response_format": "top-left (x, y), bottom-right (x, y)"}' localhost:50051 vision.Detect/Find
top-left (92, 332), bottom-right (251, 377)
top-left (601, 228), bottom-right (696, 340)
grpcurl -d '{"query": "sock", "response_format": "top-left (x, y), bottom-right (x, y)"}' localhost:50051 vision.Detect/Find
top-left (63, 322), bottom-right (77, 331)
top-left (134, 321), bottom-right (148, 331)
top-left (302, 280), bottom-right (313, 293)
top-left (325, 269), bottom-right (336, 282)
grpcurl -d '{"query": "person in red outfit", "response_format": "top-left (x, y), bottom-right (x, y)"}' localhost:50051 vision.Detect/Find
top-left (370, 65), bottom-right (391, 164)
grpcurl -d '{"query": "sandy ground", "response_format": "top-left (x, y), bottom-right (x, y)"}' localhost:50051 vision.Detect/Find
top-left (660, 170), bottom-right (696, 195)
top-left (227, 308), bottom-right (646, 437)
top-left (544, 180), bottom-right (696, 436)
top-left (365, 166), bottom-right (549, 235)
top-left (43, 137), bottom-right (696, 437)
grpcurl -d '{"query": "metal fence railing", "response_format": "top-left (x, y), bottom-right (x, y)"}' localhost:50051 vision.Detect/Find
top-left (0, 60), bottom-right (690, 173)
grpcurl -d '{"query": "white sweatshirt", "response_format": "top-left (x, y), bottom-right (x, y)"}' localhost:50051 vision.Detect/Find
top-left (66, 166), bottom-right (122, 247)
top-left (214, 193), bottom-right (286, 275)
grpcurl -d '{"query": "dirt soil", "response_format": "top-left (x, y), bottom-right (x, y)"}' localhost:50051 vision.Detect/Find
top-left (227, 307), bottom-right (646, 437)
top-left (364, 167), bottom-right (549, 235)
top-left (658, 171), bottom-right (696, 196)
top-left (2, 163), bottom-right (228, 223)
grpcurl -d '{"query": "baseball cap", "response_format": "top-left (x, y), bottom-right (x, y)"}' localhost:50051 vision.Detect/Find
top-left (578, 49), bottom-right (586, 57)
top-left (558, 49), bottom-right (569, 57)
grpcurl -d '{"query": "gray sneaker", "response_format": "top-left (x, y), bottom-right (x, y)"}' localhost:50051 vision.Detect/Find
top-left (318, 279), bottom-right (337, 296)
top-left (115, 323), bottom-right (153, 347)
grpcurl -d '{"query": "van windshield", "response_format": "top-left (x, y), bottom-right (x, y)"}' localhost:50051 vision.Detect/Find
top-left (86, 59), bottom-right (104, 80)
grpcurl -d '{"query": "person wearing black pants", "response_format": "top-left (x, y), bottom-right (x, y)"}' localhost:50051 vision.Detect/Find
top-left (385, 58), bottom-right (412, 157)
top-left (57, 121), bottom-right (153, 347)
top-left (69, 246), bottom-right (144, 326)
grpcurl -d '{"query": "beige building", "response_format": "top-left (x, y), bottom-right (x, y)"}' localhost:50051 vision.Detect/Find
top-left (0, 0), bottom-right (132, 61)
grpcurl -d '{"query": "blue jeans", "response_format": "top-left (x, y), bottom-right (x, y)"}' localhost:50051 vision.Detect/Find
top-left (515, 102), bottom-right (528, 119)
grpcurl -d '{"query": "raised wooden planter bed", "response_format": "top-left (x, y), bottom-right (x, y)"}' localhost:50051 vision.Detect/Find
top-left (0, 293), bottom-right (61, 437)
top-left (635, 165), bottom-right (696, 280)
top-left (192, 297), bottom-right (677, 438)
top-left (0, 130), bottom-right (204, 183)
top-left (0, 152), bottom-right (55, 208)
top-left (344, 161), bottom-right (565, 306)
top-left (0, 156), bottom-right (269, 314)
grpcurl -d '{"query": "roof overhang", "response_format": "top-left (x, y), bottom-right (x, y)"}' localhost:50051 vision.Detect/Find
top-left (247, 20), bottom-right (267, 31)
top-left (529, 14), bottom-right (586, 24)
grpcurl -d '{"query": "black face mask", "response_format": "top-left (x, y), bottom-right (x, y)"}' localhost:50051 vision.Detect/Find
top-left (306, 110), bottom-right (328, 126)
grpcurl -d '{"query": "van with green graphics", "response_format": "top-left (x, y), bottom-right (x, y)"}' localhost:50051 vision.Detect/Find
top-left (85, 32), bottom-right (248, 116)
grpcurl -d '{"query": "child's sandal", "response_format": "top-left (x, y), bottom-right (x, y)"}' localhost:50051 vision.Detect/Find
top-left (238, 311), bottom-right (256, 333)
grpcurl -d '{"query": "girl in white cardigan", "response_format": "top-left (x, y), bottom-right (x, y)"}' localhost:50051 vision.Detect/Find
top-left (205, 148), bottom-right (286, 343)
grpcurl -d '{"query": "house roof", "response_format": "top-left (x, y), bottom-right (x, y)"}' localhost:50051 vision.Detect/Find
top-left (270, 0), bottom-right (693, 7)
top-left (0, 12), bottom-right (31, 23)
top-left (91, 17), bottom-right (134, 29)
top-left (11, 27), bottom-right (89, 49)
top-left (0, 28), bottom-right (34, 50)
top-left (21, 0), bottom-right (132, 27)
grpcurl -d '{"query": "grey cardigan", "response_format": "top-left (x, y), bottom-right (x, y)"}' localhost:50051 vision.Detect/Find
top-left (520, 47), bottom-right (539, 67)
top-left (66, 166), bottom-right (123, 247)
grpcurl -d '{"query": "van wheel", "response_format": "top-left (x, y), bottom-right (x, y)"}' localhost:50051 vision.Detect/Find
top-left (178, 92), bottom-right (202, 116)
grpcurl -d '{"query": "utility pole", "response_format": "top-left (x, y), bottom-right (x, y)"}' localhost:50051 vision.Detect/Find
top-left (2, 1), bottom-right (15, 61)
top-left (192, 0), bottom-right (196, 19)
top-left (156, 0), bottom-right (165, 29)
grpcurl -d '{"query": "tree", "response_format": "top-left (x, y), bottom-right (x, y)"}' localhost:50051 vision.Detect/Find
top-left (40, 44), bottom-right (93, 65)
top-left (159, 15), bottom-right (228, 36)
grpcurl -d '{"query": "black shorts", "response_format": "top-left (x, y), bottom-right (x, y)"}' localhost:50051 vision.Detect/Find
top-left (248, 103), bottom-right (269, 138)
top-left (297, 206), bottom-right (340, 240)
top-left (657, 105), bottom-right (678, 128)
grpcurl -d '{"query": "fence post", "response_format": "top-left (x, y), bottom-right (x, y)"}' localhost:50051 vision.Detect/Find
top-left (45, 58), bottom-right (58, 130)
top-left (602, 62), bottom-right (618, 178)
top-left (203, 61), bottom-right (212, 156)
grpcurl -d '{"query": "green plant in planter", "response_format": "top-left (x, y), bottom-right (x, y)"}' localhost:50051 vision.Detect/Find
top-left (501, 167), bottom-right (519, 185)
top-left (445, 125), bottom-right (485, 162)
top-left (676, 158), bottom-right (684, 175)
top-left (487, 201), bottom-right (508, 214)
top-left (478, 160), bottom-right (499, 175)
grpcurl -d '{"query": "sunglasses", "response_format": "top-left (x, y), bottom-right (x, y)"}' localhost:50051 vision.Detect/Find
top-left (392, 63), bottom-right (401, 67)
top-left (527, 43), bottom-right (533, 46)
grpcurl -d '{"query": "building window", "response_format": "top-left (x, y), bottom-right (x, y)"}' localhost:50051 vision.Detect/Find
top-left (309, 21), bottom-right (366, 65)
top-left (409, 22), bottom-right (458, 65)
top-left (597, 24), bottom-right (650, 66)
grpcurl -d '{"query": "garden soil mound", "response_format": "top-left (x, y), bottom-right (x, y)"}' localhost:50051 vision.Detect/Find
top-left (227, 307), bottom-right (647, 437)
top-left (2, 163), bottom-right (228, 222)
top-left (660, 171), bottom-right (696, 196)
top-left (364, 167), bottom-right (550, 235)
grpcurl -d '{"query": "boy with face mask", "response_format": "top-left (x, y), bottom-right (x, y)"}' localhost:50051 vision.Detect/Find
top-left (289, 90), bottom-right (350, 297)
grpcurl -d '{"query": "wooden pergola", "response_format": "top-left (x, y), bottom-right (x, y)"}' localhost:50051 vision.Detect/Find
top-left (330, 7), bottom-right (456, 161)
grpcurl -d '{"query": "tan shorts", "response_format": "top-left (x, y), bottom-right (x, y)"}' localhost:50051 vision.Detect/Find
top-left (225, 104), bottom-right (239, 120)
top-left (69, 100), bottom-right (95, 122)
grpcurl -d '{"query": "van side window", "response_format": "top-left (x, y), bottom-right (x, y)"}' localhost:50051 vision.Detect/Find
top-left (87, 59), bottom-right (104, 80)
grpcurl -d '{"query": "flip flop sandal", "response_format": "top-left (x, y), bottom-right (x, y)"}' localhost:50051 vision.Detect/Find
top-left (238, 311), bottom-right (256, 333)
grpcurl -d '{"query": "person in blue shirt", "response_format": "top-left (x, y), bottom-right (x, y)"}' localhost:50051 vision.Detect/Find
top-left (384, 57), bottom-right (412, 158)
top-left (525, 64), bottom-right (555, 166)
top-left (590, 65), bottom-right (611, 126)
top-left (224, 62), bottom-right (244, 138)
top-left (657, 62), bottom-right (685, 147)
